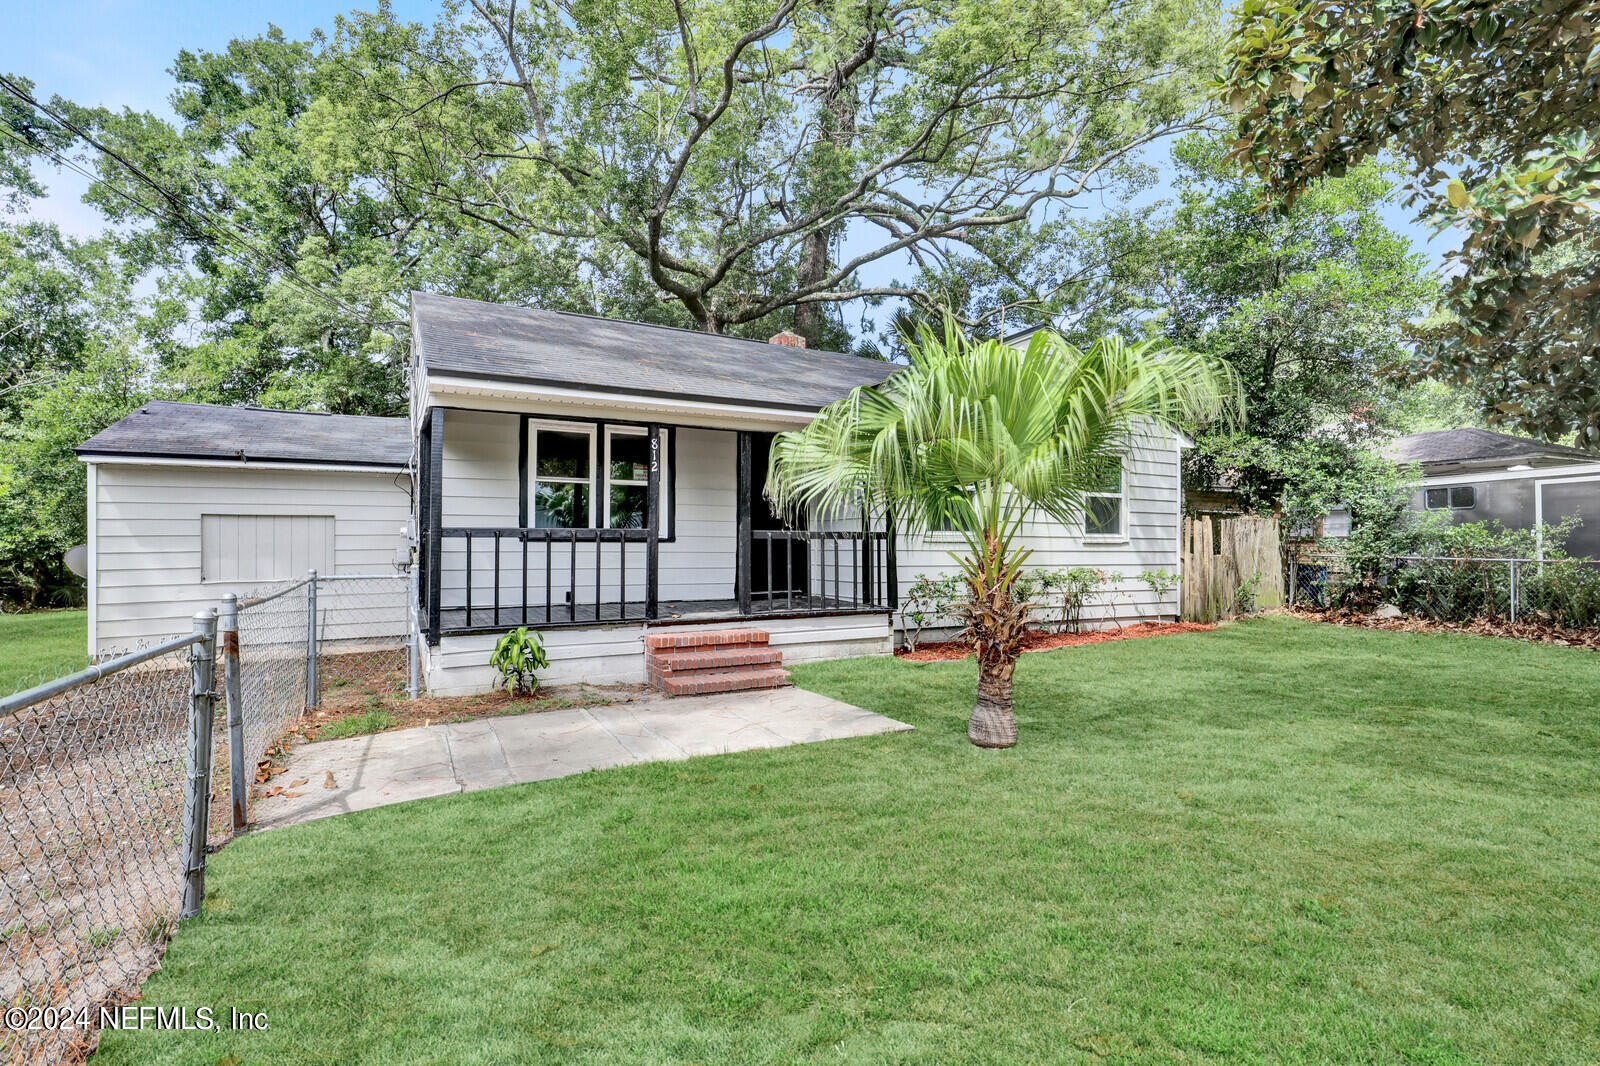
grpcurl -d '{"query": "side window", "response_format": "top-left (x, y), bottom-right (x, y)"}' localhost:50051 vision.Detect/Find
top-left (1425, 485), bottom-right (1476, 510)
top-left (1084, 457), bottom-right (1125, 539)
top-left (529, 424), bottom-right (594, 528)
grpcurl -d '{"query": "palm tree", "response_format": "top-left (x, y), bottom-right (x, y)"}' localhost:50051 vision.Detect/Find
top-left (767, 321), bottom-right (1236, 748)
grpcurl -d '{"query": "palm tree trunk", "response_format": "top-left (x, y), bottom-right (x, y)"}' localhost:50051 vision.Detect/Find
top-left (968, 655), bottom-right (1018, 748)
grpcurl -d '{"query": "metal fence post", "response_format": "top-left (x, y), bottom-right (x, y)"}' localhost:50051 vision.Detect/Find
top-left (407, 560), bottom-right (421, 700)
top-left (1289, 556), bottom-right (1298, 608)
top-left (1509, 559), bottom-right (1518, 623)
top-left (305, 569), bottom-right (319, 709)
top-left (181, 609), bottom-right (217, 919)
top-left (219, 594), bottom-right (247, 831)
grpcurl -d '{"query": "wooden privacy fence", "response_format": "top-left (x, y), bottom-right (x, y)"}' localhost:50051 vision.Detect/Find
top-left (1181, 516), bottom-right (1285, 623)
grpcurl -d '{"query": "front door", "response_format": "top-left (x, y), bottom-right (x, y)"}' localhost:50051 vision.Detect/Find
top-left (748, 433), bottom-right (808, 603)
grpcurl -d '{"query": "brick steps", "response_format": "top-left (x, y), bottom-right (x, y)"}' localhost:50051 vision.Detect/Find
top-left (645, 628), bottom-right (790, 695)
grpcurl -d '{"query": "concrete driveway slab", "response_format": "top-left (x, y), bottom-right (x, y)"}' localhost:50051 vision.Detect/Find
top-left (251, 687), bottom-right (912, 830)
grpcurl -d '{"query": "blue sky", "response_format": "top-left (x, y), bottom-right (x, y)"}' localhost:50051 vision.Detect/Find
top-left (5, 0), bottom-right (1451, 322)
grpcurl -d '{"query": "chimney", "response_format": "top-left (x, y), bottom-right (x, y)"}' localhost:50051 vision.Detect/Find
top-left (768, 330), bottom-right (807, 348)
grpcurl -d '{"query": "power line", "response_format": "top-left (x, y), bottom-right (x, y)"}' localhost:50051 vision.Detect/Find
top-left (0, 75), bottom-right (402, 333)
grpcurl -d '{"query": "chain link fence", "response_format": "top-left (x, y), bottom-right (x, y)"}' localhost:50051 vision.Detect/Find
top-left (1289, 552), bottom-right (1600, 627)
top-left (315, 574), bottom-right (411, 696)
top-left (1, 570), bottom-right (412, 1062)
top-left (223, 572), bottom-right (410, 833)
top-left (0, 624), bottom-right (214, 1066)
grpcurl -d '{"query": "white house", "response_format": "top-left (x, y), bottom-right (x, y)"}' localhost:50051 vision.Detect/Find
top-left (76, 403), bottom-right (412, 656)
top-left (78, 295), bottom-right (1190, 695)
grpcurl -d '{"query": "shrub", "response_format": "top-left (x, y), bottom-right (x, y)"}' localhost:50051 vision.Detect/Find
top-left (1031, 567), bottom-right (1108, 632)
top-left (1311, 518), bottom-right (1600, 628)
top-left (1140, 568), bottom-right (1179, 619)
top-left (490, 627), bottom-right (549, 696)
top-left (899, 574), bottom-right (962, 651)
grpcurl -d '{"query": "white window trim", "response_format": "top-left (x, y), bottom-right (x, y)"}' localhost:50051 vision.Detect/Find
top-left (527, 419), bottom-right (597, 529)
top-left (603, 425), bottom-right (657, 531)
top-left (1083, 457), bottom-right (1128, 543)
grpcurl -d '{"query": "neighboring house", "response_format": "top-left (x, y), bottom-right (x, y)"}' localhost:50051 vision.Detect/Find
top-left (1387, 428), bottom-right (1600, 558)
top-left (75, 402), bottom-right (412, 656)
top-left (78, 295), bottom-right (1191, 694)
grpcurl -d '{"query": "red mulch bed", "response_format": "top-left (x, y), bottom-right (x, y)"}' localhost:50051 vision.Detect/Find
top-left (896, 621), bottom-right (1216, 662)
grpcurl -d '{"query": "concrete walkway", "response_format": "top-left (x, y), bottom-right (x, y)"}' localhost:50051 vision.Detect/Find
top-left (251, 687), bottom-right (912, 830)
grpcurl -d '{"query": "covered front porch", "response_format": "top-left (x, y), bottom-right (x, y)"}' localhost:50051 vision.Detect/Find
top-left (416, 408), bottom-right (898, 643)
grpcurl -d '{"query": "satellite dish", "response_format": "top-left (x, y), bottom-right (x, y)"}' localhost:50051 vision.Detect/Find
top-left (64, 544), bottom-right (88, 579)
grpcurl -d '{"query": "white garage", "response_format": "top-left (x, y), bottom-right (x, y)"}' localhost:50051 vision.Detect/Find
top-left (77, 401), bottom-right (412, 657)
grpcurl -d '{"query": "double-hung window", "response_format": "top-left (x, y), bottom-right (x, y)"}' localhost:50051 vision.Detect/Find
top-left (1083, 456), bottom-right (1126, 541)
top-left (605, 427), bottom-right (652, 529)
top-left (528, 423), bottom-right (595, 528)
top-left (525, 420), bottom-right (672, 535)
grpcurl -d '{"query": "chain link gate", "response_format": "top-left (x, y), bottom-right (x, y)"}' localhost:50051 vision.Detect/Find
top-left (1, 569), bottom-right (412, 1062)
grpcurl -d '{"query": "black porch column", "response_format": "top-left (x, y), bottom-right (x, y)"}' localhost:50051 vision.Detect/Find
top-left (645, 423), bottom-right (660, 620)
top-left (736, 430), bottom-right (752, 616)
top-left (425, 406), bottom-right (444, 645)
top-left (885, 505), bottom-right (899, 615)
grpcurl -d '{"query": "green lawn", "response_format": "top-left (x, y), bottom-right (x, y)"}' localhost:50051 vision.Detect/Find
top-left (97, 617), bottom-right (1600, 1065)
top-left (0, 608), bottom-right (87, 695)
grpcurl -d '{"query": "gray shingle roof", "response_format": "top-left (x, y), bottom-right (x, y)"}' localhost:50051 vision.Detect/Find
top-left (1388, 428), bottom-right (1600, 468)
top-left (77, 401), bottom-right (410, 467)
top-left (412, 292), bottom-right (895, 411)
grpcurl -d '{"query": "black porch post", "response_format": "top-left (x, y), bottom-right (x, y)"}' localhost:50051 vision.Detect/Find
top-left (645, 423), bottom-right (660, 620)
top-left (736, 430), bottom-right (752, 616)
top-left (425, 406), bottom-right (444, 645)
top-left (860, 505), bottom-right (872, 607)
top-left (885, 505), bottom-right (899, 616)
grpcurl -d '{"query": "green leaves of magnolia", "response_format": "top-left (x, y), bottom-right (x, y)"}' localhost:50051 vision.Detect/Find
top-left (1216, 0), bottom-right (1600, 445)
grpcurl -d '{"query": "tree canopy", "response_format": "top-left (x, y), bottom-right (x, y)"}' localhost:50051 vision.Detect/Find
top-left (1141, 137), bottom-right (1435, 510)
top-left (1217, 0), bottom-right (1600, 445)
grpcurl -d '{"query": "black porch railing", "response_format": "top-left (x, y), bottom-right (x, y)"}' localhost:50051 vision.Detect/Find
top-left (418, 414), bottom-right (898, 642)
top-left (428, 525), bottom-right (891, 637)
top-left (436, 526), bottom-right (653, 634)
top-left (745, 529), bottom-right (891, 615)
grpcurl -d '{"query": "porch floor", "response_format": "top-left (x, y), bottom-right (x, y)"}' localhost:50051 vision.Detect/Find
top-left (441, 596), bottom-right (880, 632)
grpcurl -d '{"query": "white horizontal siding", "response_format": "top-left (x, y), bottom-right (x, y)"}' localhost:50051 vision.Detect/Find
top-left (438, 412), bottom-right (737, 609)
top-left (90, 463), bottom-right (411, 655)
top-left (892, 422), bottom-right (1184, 631)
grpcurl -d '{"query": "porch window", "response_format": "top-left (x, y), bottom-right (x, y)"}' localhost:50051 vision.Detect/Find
top-left (1084, 457), bottom-right (1126, 540)
top-left (529, 423), bottom-right (595, 528)
top-left (604, 426), bottom-right (671, 535)
top-left (604, 427), bottom-right (648, 529)
top-left (524, 419), bottom-right (672, 534)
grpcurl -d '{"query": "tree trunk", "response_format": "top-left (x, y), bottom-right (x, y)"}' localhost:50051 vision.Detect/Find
top-left (794, 231), bottom-right (829, 343)
top-left (968, 655), bottom-right (1018, 748)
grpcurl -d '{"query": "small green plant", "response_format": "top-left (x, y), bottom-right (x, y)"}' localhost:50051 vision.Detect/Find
top-left (319, 710), bottom-right (399, 740)
top-left (898, 574), bottom-right (962, 651)
top-left (86, 926), bottom-right (122, 949)
top-left (1038, 567), bottom-right (1109, 632)
top-left (1140, 568), bottom-right (1179, 620)
top-left (1235, 570), bottom-right (1264, 615)
top-left (490, 626), bottom-right (549, 696)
